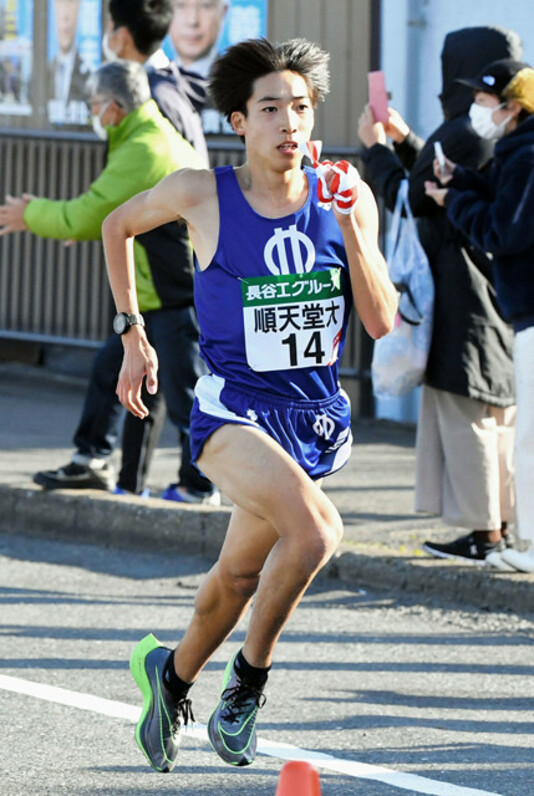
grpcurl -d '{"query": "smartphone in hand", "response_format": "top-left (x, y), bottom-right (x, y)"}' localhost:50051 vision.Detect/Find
top-left (434, 141), bottom-right (446, 178)
top-left (368, 71), bottom-right (389, 124)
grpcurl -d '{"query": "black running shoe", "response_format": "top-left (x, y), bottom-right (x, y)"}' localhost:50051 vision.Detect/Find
top-left (207, 651), bottom-right (266, 767)
top-left (130, 634), bottom-right (194, 773)
top-left (423, 532), bottom-right (506, 564)
top-left (33, 461), bottom-right (114, 491)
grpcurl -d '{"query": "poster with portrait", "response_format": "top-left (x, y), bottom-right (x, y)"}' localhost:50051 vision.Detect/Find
top-left (0, 0), bottom-right (33, 116)
top-left (163, 0), bottom-right (268, 134)
top-left (46, 0), bottom-right (102, 127)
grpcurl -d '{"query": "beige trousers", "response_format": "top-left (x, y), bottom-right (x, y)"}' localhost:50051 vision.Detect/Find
top-left (415, 385), bottom-right (516, 530)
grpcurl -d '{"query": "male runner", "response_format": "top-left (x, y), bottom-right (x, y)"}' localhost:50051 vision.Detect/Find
top-left (102, 37), bottom-right (397, 772)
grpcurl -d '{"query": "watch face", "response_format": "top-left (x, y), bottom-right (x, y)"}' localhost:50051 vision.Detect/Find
top-left (113, 314), bottom-right (128, 334)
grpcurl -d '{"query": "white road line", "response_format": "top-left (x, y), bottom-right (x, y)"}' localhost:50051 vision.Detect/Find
top-left (0, 674), bottom-right (503, 796)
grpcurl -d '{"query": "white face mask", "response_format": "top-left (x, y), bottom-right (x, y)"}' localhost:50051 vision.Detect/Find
top-left (92, 101), bottom-right (110, 140)
top-left (102, 33), bottom-right (118, 62)
top-left (469, 101), bottom-right (511, 140)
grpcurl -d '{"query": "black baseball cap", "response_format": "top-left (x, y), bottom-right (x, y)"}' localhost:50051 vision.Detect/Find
top-left (456, 58), bottom-right (529, 98)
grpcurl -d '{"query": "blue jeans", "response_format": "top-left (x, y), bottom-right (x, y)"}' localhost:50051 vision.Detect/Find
top-left (73, 305), bottom-right (213, 494)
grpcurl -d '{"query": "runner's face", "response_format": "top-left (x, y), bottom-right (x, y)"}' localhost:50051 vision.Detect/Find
top-left (55, 0), bottom-right (81, 55)
top-left (170, 0), bottom-right (227, 65)
top-left (232, 71), bottom-right (315, 170)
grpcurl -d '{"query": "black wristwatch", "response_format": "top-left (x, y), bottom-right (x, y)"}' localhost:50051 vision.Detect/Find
top-left (113, 312), bottom-right (145, 335)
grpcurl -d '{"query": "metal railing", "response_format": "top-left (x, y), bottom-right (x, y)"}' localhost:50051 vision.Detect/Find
top-left (0, 131), bottom-right (375, 413)
top-left (0, 131), bottom-right (109, 347)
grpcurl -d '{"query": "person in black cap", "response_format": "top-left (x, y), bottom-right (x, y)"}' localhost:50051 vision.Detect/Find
top-left (425, 58), bottom-right (534, 573)
top-left (358, 27), bottom-right (521, 566)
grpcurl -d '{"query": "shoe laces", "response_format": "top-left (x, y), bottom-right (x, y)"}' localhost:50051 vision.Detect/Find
top-left (172, 697), bottom-right (195, 733)
top-left (221, 683), bottom-right (266, 724)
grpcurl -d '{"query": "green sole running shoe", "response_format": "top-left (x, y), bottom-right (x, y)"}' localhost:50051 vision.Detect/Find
top-left (207, 651), bottom-right (266, 767)
top-left (130, 633), bottom-right (194, 773)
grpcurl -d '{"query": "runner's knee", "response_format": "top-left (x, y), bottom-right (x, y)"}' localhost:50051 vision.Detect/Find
top-left (289, 503), bottom-right (344, 570)
top-left (217, 559), bottom-right (261, 600)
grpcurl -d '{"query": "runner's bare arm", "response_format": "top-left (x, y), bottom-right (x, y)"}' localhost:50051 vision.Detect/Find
top-left (336, 181), bottom-right (397, 339)
top-left (101, 168), bottom-right (214, 418)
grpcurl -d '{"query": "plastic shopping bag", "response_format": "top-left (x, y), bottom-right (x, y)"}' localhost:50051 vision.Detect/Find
top-left (371, 180), bottom-right (434, 397)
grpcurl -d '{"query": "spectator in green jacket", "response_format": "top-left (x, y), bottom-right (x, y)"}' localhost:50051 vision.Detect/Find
top-left (0, 60), bottom-right (219, 504)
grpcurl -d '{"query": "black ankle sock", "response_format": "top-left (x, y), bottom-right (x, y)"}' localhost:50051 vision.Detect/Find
top-left (235, 649), bottom-right (270, 688)
top-left (163, 651), bottom-right (193, 700)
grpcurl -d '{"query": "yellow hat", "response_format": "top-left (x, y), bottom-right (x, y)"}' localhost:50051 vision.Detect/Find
top-left (502, 67), bottom-right (534, 113)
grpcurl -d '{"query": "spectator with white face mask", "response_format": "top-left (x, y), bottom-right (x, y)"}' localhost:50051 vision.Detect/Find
top-left (358, 27), bottom-right (521, 567)
top-left (426, 58), bottom-right (534, 573)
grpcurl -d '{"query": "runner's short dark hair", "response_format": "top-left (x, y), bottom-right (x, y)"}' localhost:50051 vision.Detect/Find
top-left (109, 0), bottom-right (173, 56)
top-left (209, 37), bottom-right (330, 122)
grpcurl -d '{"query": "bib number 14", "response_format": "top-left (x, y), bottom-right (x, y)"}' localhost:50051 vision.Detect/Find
top-left (282, 330), bottom-right (326, 367)
top-left (241, 270), bottom-right (345, 372)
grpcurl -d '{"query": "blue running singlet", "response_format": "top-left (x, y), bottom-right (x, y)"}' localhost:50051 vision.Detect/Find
top-left (194, 165), bottom-right (353, 401)
top-left (190, 165), bottom-right (354, 477)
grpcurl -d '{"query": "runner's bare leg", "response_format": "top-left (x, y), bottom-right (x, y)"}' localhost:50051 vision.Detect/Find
top-left (172, 424), bottom-right (343, 680)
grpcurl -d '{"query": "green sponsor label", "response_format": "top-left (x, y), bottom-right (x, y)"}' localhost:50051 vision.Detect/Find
top-left (242, 269), bottom-right (343, 308)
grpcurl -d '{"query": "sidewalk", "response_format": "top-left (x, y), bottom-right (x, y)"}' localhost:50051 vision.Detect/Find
top-left (1, 361), bottom-right (532, 614)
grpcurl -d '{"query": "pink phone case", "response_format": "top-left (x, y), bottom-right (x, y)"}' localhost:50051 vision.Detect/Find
top-left (368, 71), bottom-right (389, 124)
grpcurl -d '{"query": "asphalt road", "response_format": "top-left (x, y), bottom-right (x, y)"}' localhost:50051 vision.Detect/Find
top-left (1, 531), bottom-right (533, 796)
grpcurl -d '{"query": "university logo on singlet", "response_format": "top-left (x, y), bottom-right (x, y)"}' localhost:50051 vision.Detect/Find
top-left (241, 223), bottom-right (345, 371)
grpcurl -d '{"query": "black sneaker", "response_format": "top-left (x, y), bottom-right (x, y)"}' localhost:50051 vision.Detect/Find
top-left (33, 461), bottom-right (114, 491)
top-left (207, 651), bottom-right (266, 767)
top-left (423, 532), bottom-right (506, 564)
top-left (130, 634), bottom-right (194, 773)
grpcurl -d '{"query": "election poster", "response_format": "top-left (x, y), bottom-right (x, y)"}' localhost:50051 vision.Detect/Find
top-left (0, 0), bottom-right (33, 116)
top-left (46, 0), bottom-right (102, 127)
top-left (163, 0), bottom-right (268, 134)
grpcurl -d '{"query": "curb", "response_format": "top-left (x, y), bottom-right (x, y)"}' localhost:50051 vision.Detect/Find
top-left (3, 485), bottom-right (533, 616)
top-left (3, 484), bottom-right (230, 557)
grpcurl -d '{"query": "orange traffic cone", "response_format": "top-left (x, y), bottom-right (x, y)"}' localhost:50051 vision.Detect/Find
top-left (275, 760), bottom-right (322, 795)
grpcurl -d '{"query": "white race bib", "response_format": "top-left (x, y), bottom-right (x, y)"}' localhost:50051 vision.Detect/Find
top-left (242, 269), bottom-right (345, 372)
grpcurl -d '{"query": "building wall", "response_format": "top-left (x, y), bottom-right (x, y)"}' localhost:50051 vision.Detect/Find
top-left (381, 0), bottom-right (534, 141)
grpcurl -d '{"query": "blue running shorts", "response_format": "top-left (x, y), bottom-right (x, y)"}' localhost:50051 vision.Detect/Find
top-left (190, 374), bottom-right (352, 480)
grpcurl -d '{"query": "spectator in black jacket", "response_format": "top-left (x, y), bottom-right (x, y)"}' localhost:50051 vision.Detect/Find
top-left (106, 0), bottom-right (214, 501)
top-left (426, 58), bottom-right (534, 573)
top-left (29, 0), bottom-right (218, 505)
top-left (358, 26), bottom-right (522, 565)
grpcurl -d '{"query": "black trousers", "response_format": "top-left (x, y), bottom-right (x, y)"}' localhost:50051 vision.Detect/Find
top-left (73, 305), bottom-right (213, 494)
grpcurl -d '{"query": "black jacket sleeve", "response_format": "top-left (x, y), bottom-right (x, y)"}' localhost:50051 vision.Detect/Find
top-left (446, 150), bottom-right (534, 256)
top-left (393, 130), bottom-right (424, 170)
top-left (406, 117), bottom-right (493, 217)
top-left (449, 164), bottom-right (493, 197)
top-left (361, 143), bottom-right (407, 212)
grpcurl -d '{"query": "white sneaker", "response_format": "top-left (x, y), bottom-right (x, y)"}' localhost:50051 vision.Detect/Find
top-left (485, 551), bottom-right (516, 572)
top-left (500, 547), bottom-right (534, 573)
